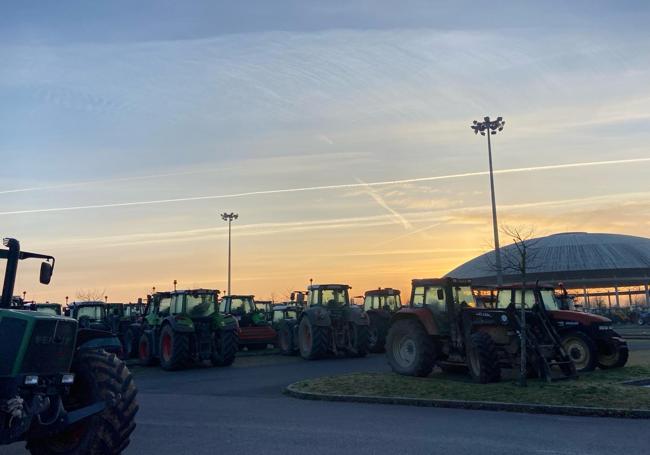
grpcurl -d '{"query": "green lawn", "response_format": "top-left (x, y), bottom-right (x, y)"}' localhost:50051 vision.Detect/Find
top-left (292, 365), bottom-right (650, 411)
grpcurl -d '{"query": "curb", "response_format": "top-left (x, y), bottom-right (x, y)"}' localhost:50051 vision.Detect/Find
top-left (284, 384), bottom-right (650, 419)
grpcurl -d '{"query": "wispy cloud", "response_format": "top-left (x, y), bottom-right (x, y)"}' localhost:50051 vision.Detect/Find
top-left (356, 178), bottom-right (412, 229)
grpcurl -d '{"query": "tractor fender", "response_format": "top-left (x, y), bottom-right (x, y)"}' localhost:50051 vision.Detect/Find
top-left (163, 316), bottom-right (195, 333)
top-left (219, 314), bottom-right (239, 332)
top-left (75, 328), bottom-right (123, 353)
top-left (347, 306), bottom-right (370, 326)
top-left (390, 308), bottom-right (438, 336)
top-left (302, 307), bottom-right (332, 327)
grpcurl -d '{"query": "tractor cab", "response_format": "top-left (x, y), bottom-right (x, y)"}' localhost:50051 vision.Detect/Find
top-left (362, 288), bottom-right (403, 353)
top-left (255, 300), bottom-right (273, 321)
top-left (363, 288), bottom-right (402, 312)
top-left (220, 295), bottom-right (276, 349)
top-left (307, 284), bottom-right (351, 309)
top-left (271, 304), bottom-right (301, 326)
top-left (70, 302), bottom-right (112, 331)
top-left (410, 278), bottom-right (475, 337)
top-left (23, 302), bottom-right (62, 316)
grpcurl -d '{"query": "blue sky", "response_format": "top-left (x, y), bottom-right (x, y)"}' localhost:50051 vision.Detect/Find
top-left (2, 1), bottom-right (650, 301)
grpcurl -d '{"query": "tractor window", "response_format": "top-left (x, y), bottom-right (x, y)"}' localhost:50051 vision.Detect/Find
top-left (171, 295), bottom-right (184, 314)
top-left (454, 287), bottom-right (475, 308)
top-left (508, 290), bottom-right (536, 309)
top-left (385, 295), bottom-right (400, 311)
top-left (37, 306), bottom-right (59, 315)
top-left (496, 290), bottom-right (512, 308)
top-left (321, 289), bottom-right (347, 307)
top-left (539, 290), bottom-right (561, 311)
top-left (158, 297), bottom-right (171, 315)
top-left (186, 293), bottom-right (216, 317)
top-left (228, 298), bottom-right (248, 315)
top-left (425, 287), bottom-right (445, 312)
top-left (363, 296), bottom-right (373, 311)
top-left (77, 306), bottom-right (105, 321)
top-left (272, 310), bottom-right (284, 322)
top-left (412, 286), bottom-right (425, 307)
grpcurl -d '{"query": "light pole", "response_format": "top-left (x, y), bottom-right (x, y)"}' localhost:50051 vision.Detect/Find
top-left (471, 116), bottom-right (506, 285)
top-left (221, 212), bottom-right (239, 295)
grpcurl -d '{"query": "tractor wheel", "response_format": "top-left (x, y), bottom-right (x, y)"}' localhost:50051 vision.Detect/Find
top-left (597, 339), bottom-right (629, 369)
top-left (123, 329), bottom-right (137, 359)
top-left (211, 329), bottom-right (238, 367)
top-left (367, 313), bottom-right (388, 353)
top-left (350, 323), bottom-right (370, 357)
top-left (466, 332), bottom-right (501, 384)
top-left (278, 323), bottom-right (297, 356)
top-left (298, 317), bottom-right (329, 360)
top-left (561, 331), bottom-right (597, 372)
top-left (386, 319), bottom-right (435, 377)
top-left (26, 350), bottom-right (138, 455)
top-left (138, 333), bottom-right (156, 366)
top-left (159, 325), bottom-right (190, 371)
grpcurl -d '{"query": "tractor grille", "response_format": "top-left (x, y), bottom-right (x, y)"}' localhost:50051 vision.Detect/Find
top-left (0, 316), bottom-right (27, 375)
top-left (21, 319), bottom-right (77, 375)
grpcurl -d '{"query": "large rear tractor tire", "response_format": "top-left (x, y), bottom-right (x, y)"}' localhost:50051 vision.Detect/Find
top-left (367, 313), bottom-right (388, 353)
top-left (211, 329), bottom-right (238, 367)
top-left (466, 332), bottom-right (501, 384)
top-left (386, 319), bottom-right (435, 377)
top-left (278, 323), bottom-right (297, 356)
top-left (138, 333), bottom-right (156, 366)
top-left (597, 340), bottom-right (629, 369)
top-left (350, 323), bottom-right (370, 357)
top-left (27, 350), bottom-right (138, 455)
top-left (159, 325), bottom-right (190, 371)
top-left (561, 331), bottom-right (597, 372)
top-left (298, 317), bottom-right (330, 360)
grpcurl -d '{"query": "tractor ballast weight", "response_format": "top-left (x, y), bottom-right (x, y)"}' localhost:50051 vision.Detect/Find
top-left (138, 289), bottom-right (239, 370)
top-left (386, 278), bottom-right (576, 383)
top-left (0, 238), bottom-right (138, 452)
top-left (279, 284), bottom-right (370, 359)
top-left (363, 288), bottom-right (402, 353)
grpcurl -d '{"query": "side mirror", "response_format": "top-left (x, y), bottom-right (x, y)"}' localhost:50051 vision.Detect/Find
top-left (40, 261), bottom-right (53, 285)
top-left (437, 289), bottom-right (444, 301)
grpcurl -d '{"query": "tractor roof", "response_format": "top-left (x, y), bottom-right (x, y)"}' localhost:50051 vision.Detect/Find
top-left (308, 284), bottom-right (350, 290)
top-left (412, 278), bottom-right (472, 287)
top-left (153, 289), bottom-right (219, 298)
top-left (224, 294), bottom-right (254, 299)
top-left (73, 301), bottom-right (106, 307)
top-left (364, 288), bottom-right (400, 297)
top-left (479, 284), bottom-right (556, 291)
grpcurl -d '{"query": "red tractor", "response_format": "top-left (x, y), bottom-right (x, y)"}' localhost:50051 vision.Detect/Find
top-left (478, 285), bottom-right (629, 372)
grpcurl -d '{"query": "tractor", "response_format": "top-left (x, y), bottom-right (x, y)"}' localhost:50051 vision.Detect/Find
top-left (362, 288), bottom-right (402, 353)
top-left (22, 302), bottom-right (62, 316)
top-left (270, 304), bottom-right (303, 355)
top-left (482, 285), bottom-right (629, 372)
top-left (277, 284), bottom-right (370, 359)
top-left (255, 300), bottom-right (274, 322)
top-left (137, 289), bottom-right (239, 370)
top-left (0, 238), bottom-right (138, 453)
top-left (386, 278), bottom-right (576, 383)
top-left (117, 301), bottom-right (146, 358)
top-left (219, 295), bottom-right (277, 350)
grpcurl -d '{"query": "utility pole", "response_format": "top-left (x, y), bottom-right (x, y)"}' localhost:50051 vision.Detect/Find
top-left (221, 212), bottom-right (239, 296)
top-left (471, 116), bottom-right (506, 285)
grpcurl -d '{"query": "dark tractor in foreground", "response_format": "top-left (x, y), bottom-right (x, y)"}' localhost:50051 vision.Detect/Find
top-left (490, 286), bottom-right (629, 372)
top-left (362, 288), bottom-right (402, 353)
top-left (386, 278), bottom-right (576, 383)
top-left (138, 289), bottom-right (239, 370)
top-left (219, 295), bottom-right (277, 350)
top-left (271, 304), bottom-right (303, 355)
top-left (0, 238), bottom-right (138, 454)
top-left (278, 284), bottom-right (370, 359)
top-left (22, 302), bottom-right (62, 316)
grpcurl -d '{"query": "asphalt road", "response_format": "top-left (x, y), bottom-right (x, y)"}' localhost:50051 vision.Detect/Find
top-left (6, 344), bottom-right (650, 454)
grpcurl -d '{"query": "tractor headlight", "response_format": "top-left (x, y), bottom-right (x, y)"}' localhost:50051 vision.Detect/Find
top-left (24, 375), bottom-right (39, 386)
top-left (61, 374), bottom-right (75, 385)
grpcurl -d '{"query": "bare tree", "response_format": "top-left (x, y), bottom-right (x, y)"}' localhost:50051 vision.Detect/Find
top-left (75, 289), bottom-right (106, 303)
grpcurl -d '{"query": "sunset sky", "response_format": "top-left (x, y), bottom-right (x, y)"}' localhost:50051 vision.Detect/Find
top-left (2, 1), bottom-right (650, 303)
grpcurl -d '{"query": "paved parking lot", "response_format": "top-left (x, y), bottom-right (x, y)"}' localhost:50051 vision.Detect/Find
top-left (6, 342), bottom-right (650, 454)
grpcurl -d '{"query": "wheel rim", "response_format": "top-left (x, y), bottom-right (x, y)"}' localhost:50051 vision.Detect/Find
top-left (564, 337), bottom-right (590, 370)
top-left (392, 335), bottom-right (416, 368)
top-left (162, 333), bottom-right (172, 361)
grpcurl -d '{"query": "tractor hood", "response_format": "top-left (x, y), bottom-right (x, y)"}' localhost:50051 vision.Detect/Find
top-left (550, 310), bottom-right (610, 326)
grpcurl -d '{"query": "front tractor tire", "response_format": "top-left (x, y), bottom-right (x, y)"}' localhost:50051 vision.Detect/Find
top-left (350, 323), bottom-right (370, 357)
top-left (466, 332), bottom-right (501, 384)
top-left (278, 323), bottom-right (297, 356)
top-left (138, 333), bottom-right (156, 366)
top-left (367, 313), bottom-right (388, 353)
top-left (211, 330), bottom-right (238, 367)
top-left (386, 319), bottom-right (435, 377)
top-left (159, 325), bottom-right (190, 371)
top-left (597, 339), bottom-right (629, 370)
top-left (27, 350), bottom-right (138, 455)
top-left (298, 317), bottom-right (330, 360)
top-left (561, 331), bottom-right (597, 372)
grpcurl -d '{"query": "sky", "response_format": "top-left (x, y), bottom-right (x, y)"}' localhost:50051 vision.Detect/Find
top-left (2, 1), bottom-right (650, 303)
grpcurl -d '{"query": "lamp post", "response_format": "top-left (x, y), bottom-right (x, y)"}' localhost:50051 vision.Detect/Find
top-left (173, 280), bottom-right (177, 291)
top-left (221, 212), bottom-right (239, 296)
top-left (471, 116), bottom-right (506, 285)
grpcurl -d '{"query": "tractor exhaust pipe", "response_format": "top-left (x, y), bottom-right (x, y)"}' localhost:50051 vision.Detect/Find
top-left (1, 238), bottom-right (20, 308)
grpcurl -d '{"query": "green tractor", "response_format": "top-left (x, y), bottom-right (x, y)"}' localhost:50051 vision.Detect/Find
top-left (0, 238), bottom-right (138, 453)
top-left (362, 288), bottom-right (402, 353)
top-left (219, 295), bottom-right (278, 350)
top-left (22, 302), bottom-right (62, 316)
top-left (277, 284), bottom-right (370, 359)
top-left (137, 289), bottom-right (239, 370)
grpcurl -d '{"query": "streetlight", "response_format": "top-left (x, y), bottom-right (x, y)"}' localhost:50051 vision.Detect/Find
top-left (173, 280), bottom-right (177, 291)
top-left (471, 116), bottom-right (506, 285)
top-left (221, 212), bottom-right (239, 295)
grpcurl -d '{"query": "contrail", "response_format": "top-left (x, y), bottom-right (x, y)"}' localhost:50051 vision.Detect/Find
top-left (356, 178), bottom-right (412, 229)
top-left (1, 157), bottom-right (648, 216)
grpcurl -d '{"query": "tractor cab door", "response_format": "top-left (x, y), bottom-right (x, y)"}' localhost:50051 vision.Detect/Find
top-left (412, 285), bottom-right (450, 336)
